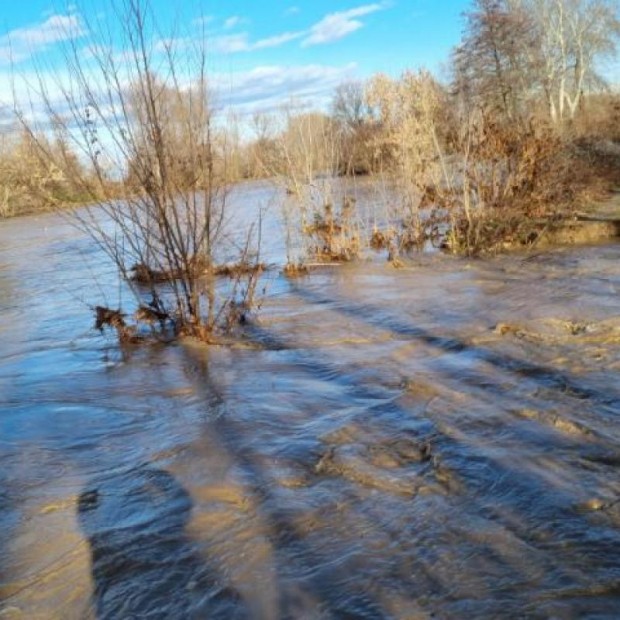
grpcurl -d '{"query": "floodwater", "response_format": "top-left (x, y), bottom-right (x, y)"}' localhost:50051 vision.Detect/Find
top-left (1, 182), bottom-right (619, 619)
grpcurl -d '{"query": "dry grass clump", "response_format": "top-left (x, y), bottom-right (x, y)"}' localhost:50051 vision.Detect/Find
top-left (213, 262), bottom-right (266, 278)
top-left (130, 255), bottom-right (211, 284)
top-left (369, 228), bottom-right (396, 250)
top-left (95, 306), bottom-right (146, 344)
top-left (303, 198), bottom-right (360, 262)
top-left (282, 262), bottom-right (310, 278)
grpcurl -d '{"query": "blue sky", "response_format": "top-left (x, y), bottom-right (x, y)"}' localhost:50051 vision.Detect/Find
top-left (0, 1), bottom-right (471, 115)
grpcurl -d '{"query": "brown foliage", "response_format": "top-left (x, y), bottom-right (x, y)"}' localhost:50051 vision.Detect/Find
top-left (443, 107), bottom-right (620, 255)
top-left (570, 94), bottom-right (620, 144)
top-left (282, 262), bottom-right (310, 278)
top-left (303, 198), bottom-right (360, 262)
top-left (212, 262), bottom-right (266, 278)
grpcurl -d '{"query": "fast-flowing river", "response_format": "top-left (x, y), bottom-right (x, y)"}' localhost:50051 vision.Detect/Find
top-left (1, 182), bottom-right (619, 619)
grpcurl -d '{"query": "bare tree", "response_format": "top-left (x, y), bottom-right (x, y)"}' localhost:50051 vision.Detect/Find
top-left (330, 80), bottom-right (377, 175)
top-left (453, 0), bottom-right (539, 121)
top-left (521, 0), bottom-right (620, 121)
top-left (455, 0), bottom-right (620, 123)
top-left (332, 81), bottom-right (367, 129)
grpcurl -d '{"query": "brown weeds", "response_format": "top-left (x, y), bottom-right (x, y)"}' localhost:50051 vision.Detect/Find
top-left (439, 111), bottom-right (620, 255)
top-left (94, 306), bottom-right (144, 343)
top-left (282, 262), bottom-right (310, 277)
top-left (303, 198), bottom-right (360, 262)
top-left (213, 262), bottom-right (266, 278)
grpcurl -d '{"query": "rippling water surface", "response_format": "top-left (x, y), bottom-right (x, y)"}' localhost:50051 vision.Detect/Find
top-left (1, 183), bottom-right (619, 619)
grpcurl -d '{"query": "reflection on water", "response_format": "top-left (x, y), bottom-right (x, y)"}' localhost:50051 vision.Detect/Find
top-left (1, 187), bottom-right (619, 618)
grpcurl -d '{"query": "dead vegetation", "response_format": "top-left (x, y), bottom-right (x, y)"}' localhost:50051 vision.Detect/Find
top-left (94, 306), bottom-right (144, 344)
top-left (212, 262), bottom-right (267, 278)
top-left (303, 198), bottom-right (360, 262)
top-left (439, 112), bottom-right (620, 255)
top-left (0, 127), bottom-right (100, 218)
top-left (257, 58), bottom-right (620, 263)
top-left (282, 262), bottom-right (310, 278)
top-left (14, 0), bottom-right (263, 344)
top-left (369, 228), bottom-right (395, 251)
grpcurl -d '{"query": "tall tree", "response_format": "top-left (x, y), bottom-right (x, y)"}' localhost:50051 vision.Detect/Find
top-left (453, 0), bottom-right (538, 120)
top-left (331, 81), bottom-right (367, 129)
top-left (454, 0), bottom-right (620, 123)
top-left (521, 0), bottom-right (620, 121)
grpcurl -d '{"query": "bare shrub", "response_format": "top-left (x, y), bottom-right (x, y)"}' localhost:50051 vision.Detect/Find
top-left (331, 80), bottom-right (377, 175)
top-left (14, 0), bottom-right (261, 342)
top-left (252, 104), bottom-right (362, 269)
top-left (364, 70), bottom-right (452, 255)
top-left (303, 197), bottom-right (360, 262)
top-left (441, 109), bottom-right (620, 255)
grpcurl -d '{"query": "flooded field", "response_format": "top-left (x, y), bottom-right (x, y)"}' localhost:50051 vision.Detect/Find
top-left (1, 183), bottom-right (619, 619)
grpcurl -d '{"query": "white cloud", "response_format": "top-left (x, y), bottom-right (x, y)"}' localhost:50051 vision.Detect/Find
top-left (302, 3), bottom-right (383, 47)
top-left (213, 63), bottom-right (358, 113)
top-left (211, 34), bottom-right (250, 54)
top-left (203, 3), bottom-right (388, 56)
top-left (212, 30), bottom-right (304, 54)
top-left (0, 13), bottom-right (85, 64)
top-left (224, 16), bottom-right (243, 30)
top-left (0, 65), bottom-right (88, 129)
top-left (285, 6), bottom-right (301, 16)
top-left (253, 31), bottom-right (305, 50)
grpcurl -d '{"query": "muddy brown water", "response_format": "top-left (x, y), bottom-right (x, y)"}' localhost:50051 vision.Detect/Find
top-left (1, 183), bottom-right (620, 619)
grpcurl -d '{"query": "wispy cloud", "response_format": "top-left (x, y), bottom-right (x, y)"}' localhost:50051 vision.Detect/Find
top-left (211, 34), bottom-right (249, 54)
top-left (223, 16), bottom-right (243, 30)
top-left (0, 13), bottom-right (85, 64)
top-left (302, 4), bottom-right (384, 47)
top-left (212, 30), bottom-right (304, 54)
top-left (254, 31), bottom-right (305, 50)
top-left (285, 6), bottom-right (301, 16)
top-left (214, 63), bottom-right (358, 113)
top-left (211, 3), bottom-right (387, 55)
top-left (3, 5), bottom-right (385, 119)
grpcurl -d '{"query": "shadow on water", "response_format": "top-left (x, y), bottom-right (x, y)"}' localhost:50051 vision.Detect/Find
top-left (287, 281), bottom-right (620, 410)
top-left (177, 331), bottom-right (614, 618)
top-left (77, 467), bottom-right (247, 619)
top-left (0, 468), bottom-right (18, 603)
top-left (217, 280), bottom-right (620, 616)
top-left (181, 349), bottom-right (388, 619)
